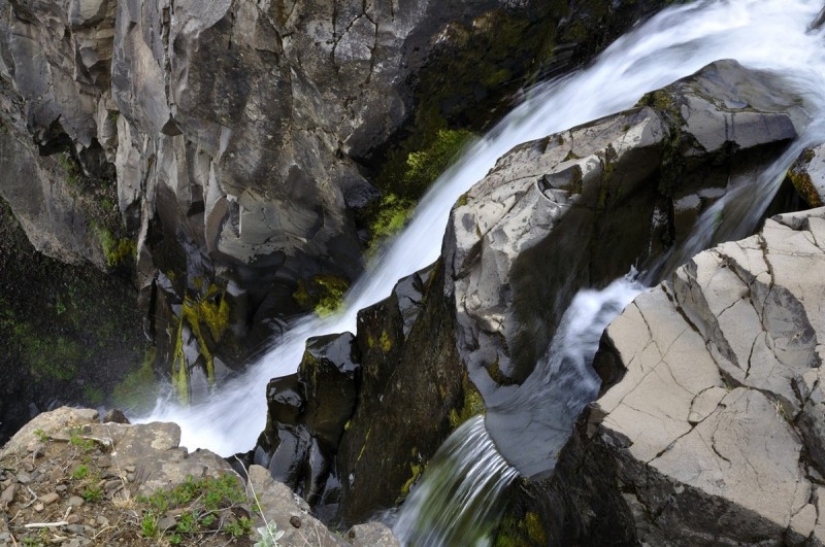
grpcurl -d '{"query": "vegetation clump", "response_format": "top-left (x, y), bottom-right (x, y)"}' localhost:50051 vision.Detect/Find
top-left (138, 474), bottom-right (253, 545)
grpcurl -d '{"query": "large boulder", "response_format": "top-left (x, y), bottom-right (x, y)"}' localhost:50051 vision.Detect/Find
top-left (553, 207), bottom-right (825, 546)
top-left (445, 59), bottom-right (805, 397)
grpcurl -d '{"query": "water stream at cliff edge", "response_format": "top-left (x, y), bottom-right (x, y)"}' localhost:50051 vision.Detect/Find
top-left (392, 1), bottom-right (825, 544)
top-left (140, 0), bottom-right (825, 488)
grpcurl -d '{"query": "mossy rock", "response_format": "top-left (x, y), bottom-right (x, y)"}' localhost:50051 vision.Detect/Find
top-left (0, 198), bottom-right (153, 442)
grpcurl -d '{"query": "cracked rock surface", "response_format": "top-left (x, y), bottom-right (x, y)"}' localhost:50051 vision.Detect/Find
top-left (553, 207), bottom-right (825, 546)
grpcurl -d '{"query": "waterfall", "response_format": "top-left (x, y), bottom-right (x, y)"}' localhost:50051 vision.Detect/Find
top-left (391, 1), bottom-right (825, 545)
top-left (139, 0), bottom-right (825, 466)
top-left (393, 275), bottom-right (643, 546)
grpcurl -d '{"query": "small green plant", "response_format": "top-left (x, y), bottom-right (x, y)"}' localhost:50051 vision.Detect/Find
top-left (69, 433), bottom-right (95, 452)
top-left (72, 464), bottom-right (89, 480)
top-left (82, 484), bottom-right (103, 503)
top-left (254, 521), bottom-right (285, 547)
top-left (33, 428), bottom-right (49, 442)
top-left (141, 514), bottom-right (158, 538)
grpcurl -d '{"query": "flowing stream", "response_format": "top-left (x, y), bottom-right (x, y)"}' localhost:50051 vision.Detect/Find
top-left (141, 0), bottom-right (825, 494)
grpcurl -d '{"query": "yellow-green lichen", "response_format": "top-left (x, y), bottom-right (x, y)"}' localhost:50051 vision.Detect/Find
top-left (172, 284), bottom-right (231, 403)
top-left (379, 330), bottom-right (392, 353)
top-left (495, 511), bottom-right (548, 547)
top-left (293, 275), bottom-right (350, 317)
top-left (399, 462), bottom-right (423, 499)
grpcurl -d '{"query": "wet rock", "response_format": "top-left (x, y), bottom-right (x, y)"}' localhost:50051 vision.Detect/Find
top-left (789, 143), bottom-right (825, 207)
top-left (347, 522), bottom-right (402, 547)
top-left (446, 60), bottom-right (805, 398)
top-left (256, 332), bottom-right (360, 505)
top-left (552, 207), bottom-right (825, 545)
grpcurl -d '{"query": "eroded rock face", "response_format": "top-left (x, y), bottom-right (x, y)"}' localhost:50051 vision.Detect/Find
top-left (253, 265), bottom-right (476, 524)
top-left (444, 60), bottom-right (804, 400)
top-left (0, 0), bottom-right (684, 397)
top-left (553, 207), bottom-right (825, 546)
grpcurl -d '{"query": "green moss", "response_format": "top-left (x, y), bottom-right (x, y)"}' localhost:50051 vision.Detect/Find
top-left (82, 385), bottom-right (105, 406)
top-left (788, 168), bottom-right (822, 207)
top-left (293, 275), bottom-right (350, 317)
top-left (91, 221), bottom-right (136, 268)
top-left (494, 511), bottom-right (547, 547)
top-left (637, 90), bottom-right (675, 111)
top-left (449, 374), bottom-right (486, 428)
top-left (57, 152), bottom-right (84, 188)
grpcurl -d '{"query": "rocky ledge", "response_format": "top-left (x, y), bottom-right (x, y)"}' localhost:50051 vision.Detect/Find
top-left (554, 206), bottom-right (825, 546)
top-left (0, 407), bottom-right (398, 547)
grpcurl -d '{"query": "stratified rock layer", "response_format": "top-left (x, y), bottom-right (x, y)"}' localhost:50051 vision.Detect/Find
top-left (554, 207), bottom-right (825, 546)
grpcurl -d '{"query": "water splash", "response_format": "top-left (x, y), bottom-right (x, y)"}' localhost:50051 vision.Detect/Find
top-left (392, 416), bottom-right (520, 547)
top-left (139, 0), bottom-right (825, 458)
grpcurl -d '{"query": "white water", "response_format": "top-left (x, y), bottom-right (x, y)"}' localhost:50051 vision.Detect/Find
top-left (139, 0), bottom-right (825, 457)
top-left (394, 275), bottom-right (643, 546)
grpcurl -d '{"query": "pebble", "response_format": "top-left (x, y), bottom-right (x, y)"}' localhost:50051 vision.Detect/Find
top-left (68, 496), bottom-right (85, 507)
top-left (66, 524), bottom-right (87, 536)
top-left (97, 515), bottom-right (109, 527)
top-left (290, 516), bottom-right (302, 528)
top-left (124, 465), bottom-right (136, 473)
top-left (15, 472), bottom-right (31, 484)
top-left (67, 514), bottom-right (81, 524)
top-left (157, 516), bottom-right (176, 530)
top-left (33, 502), bottom-right (44, 512)
top-left (96, 455), bottom-right (111, 468)
top-left (40, 492), bottom-right (59, 505)
top-left (56, 484), bottom-right (67, 493)
top-left (126, 473), bottom-right (136, 482)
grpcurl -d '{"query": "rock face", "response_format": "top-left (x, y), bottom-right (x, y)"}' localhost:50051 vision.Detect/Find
top-left (253, 264), bottom-right (477, 524)
top-left (790, 144), bottom-right (825, 207)
top-left (445, 59), bottom-right (805, 398)
top-left (553, 207), bottom-right (825, 546)
top-left (252, 59), bottom-right (813, 531)
top-left (0, 0), bottom-right (683, 399)
top-left (0, 407), bottom-right (399, 546)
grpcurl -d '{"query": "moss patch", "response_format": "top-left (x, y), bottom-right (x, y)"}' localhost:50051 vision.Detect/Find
top-left (293, 275), bottom-right (350, 317)
top-left (0, 197), bottom-right (151, 442)
top-left (788, 158), bottom-right (822, 207)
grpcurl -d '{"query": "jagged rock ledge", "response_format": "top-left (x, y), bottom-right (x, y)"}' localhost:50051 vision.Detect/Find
top-left (553, 206), bottom-right (825, 546)
top-left (0, 407), bottom-right (399, 546)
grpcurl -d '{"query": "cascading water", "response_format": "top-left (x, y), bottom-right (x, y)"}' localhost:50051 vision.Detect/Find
top-left (390, 1), bottom-right (825, 545)
top-left (393, 275), bottom-right (644, 546)
top-left (141, 0), bottom-right (825, 481)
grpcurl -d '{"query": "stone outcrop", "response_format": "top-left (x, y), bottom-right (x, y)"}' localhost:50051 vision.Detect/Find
top-left (252, 264), bottom-right (478, 524)
top-left (553, 207), bottom-right (825, 546)
top-left (255, 59), bottom-right (813, 529)
top-left (445, 59), bottom-right (805, 398)
top-left (0, 407), bottom-right (399, 546)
